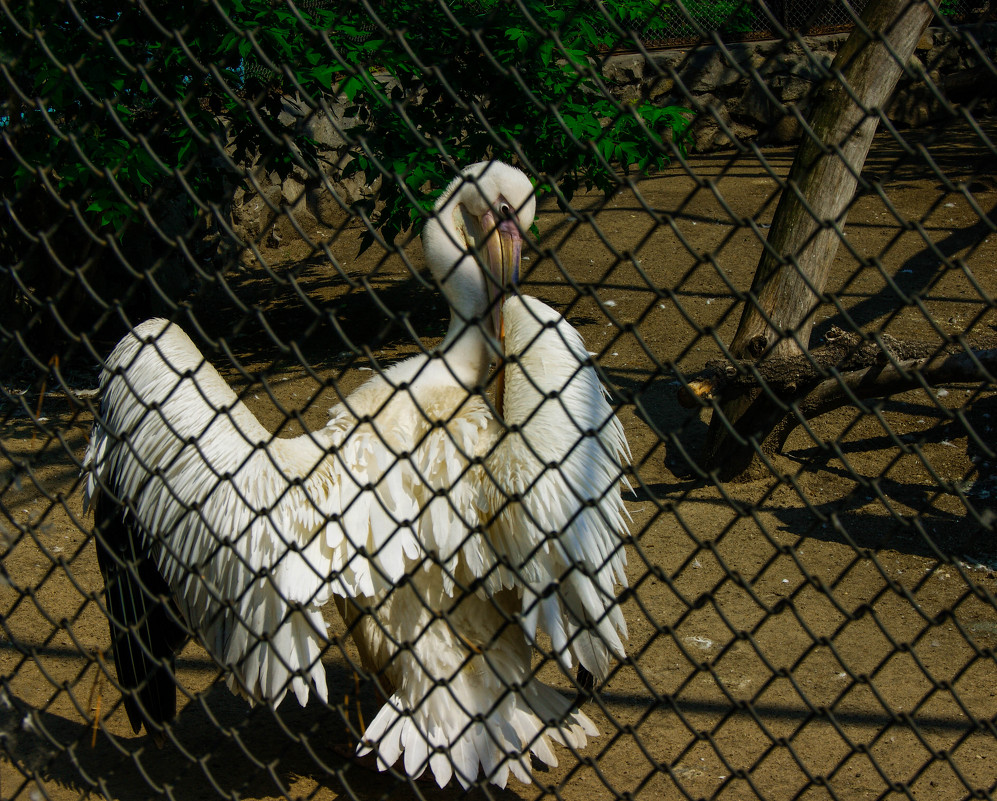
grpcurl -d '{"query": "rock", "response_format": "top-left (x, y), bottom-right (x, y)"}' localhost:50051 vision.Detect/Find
top-left (692, 118), bottom-right (758, 152)
top-left (690, 97), bottom-right (734, 151)
top-left (282, 176), bottom-right (306, 205)
top-left (647, 76), bottom-right (676, 99)
top-left (603, 54), bottom-right (645, 83)
top-left (687, 50), bottom-right (749, 93)
top-left (735, 82), bottom-right (776, 127)
top-left (278, 94), bottom-right (360, 151)
top-left (771, 52), bottom-right (830, 83)
top-left (888, 89), bottom-right (936, 127)
top-left (311, 186), bottom-right (358, 230)
top-left (231, 184), bottom-right (283, 240)
top-left (303, 107), bottom-right (360, 150)
top-left (768, 114), bottom-right (802, 144)
top-left (727, 120), bottom-right (758, 147)
top-left (646, 49), bottom-right (685, 74)
top-left (772, 74), bottom-right (815, 103)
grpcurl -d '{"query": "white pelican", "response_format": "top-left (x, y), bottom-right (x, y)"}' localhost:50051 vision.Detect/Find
top-left (83, 161), bottom-right (631, 789)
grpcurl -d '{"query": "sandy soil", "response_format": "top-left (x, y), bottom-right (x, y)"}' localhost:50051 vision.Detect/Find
top-left (2, 120), bottom-right (997, 801)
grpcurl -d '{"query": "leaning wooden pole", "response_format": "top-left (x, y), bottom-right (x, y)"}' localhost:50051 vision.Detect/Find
top-left (704, 0), bottom-right (935, 480)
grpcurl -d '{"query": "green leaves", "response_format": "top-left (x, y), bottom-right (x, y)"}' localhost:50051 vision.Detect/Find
top-left (340, 74), bottom-right (366, 102)
top-left (324, 0), bottom-right (695, 240)
top-left (6, 0), bottom-right (238, 245)
top-left (505, 27), bottom-right (530, 54)
top-left (6, 0), bottom-right (695, 255)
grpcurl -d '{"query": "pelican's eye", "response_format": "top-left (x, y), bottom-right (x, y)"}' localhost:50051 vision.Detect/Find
top-left (498, 200), bottom-right (513, 219)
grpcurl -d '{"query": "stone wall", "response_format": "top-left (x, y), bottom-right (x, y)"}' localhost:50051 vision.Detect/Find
top-left (602, 23), bottom-right (997, 152)
top-left (227, 95), bottom-right (370, 249)
top-left (228, 23), bottom-right (997, 248)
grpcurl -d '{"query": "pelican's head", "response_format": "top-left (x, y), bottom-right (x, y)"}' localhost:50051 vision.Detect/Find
top-left (422, 162), bottom-right (536, 350)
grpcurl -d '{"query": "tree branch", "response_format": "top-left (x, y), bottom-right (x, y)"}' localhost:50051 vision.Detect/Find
top-left (771, 346), bottom-right (997, 449)
top-left (679, 330), bottom-right (997, 459)
top-left (679, 326), bottom-right (977, 407)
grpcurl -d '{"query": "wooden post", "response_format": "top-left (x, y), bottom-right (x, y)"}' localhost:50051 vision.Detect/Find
top-left (704, 0), bottom-right (935, 479)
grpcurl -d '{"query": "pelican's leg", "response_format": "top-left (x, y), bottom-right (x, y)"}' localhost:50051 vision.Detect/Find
top-left (344, 690), bottom-right (353, 748)
top-left (354, 671), bottom-right (366, 734)
top-left (344, 671), bottom-right (370, 748)
top-left (87, 653), bottom-right (105, 748)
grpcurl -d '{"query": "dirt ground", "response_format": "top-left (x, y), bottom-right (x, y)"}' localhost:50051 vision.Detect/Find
top-left (3, 120), bottom-right (997, 801)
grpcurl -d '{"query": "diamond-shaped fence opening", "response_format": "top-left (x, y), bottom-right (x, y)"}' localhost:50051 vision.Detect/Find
top-left (2, 1), bottom-right (996, 799)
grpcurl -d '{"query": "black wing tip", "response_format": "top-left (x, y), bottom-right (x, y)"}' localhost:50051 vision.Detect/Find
top-left (571, 665), bottom-right (595, 711)
top-left (123, 697), bottom-right (145, 735)
top-left (124, 673), bottom-right (179, 737)
top-left (93, 497), bottom-right (187, 738)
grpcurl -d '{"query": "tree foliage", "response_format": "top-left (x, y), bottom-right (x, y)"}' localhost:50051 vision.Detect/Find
top-left (2, 0), bottom-right (693, 254)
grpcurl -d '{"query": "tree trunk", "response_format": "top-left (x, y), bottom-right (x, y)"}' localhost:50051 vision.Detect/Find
top-left (704, 0), bottom-right (935, 480)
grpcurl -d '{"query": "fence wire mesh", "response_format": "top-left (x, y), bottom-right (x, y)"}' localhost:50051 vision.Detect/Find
top-left (572, 0), bottom-right (982, 46)
top-left (2, 0), bottom-right (997, 800)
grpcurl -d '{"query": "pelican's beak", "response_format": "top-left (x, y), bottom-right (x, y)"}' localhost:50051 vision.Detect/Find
top-left (481, 210), bottom-right (523, 348)
top-left (480, 209), bottom-right (523, 417)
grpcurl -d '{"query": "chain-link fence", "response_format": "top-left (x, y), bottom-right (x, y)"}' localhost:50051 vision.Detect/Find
top-left (3, 1), bottom-right (997, 799)
top-left (578, 0), bottom-right (983, 47)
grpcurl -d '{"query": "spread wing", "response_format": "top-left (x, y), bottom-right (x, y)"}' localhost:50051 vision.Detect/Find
top-left (82, 319), bottom-right (419, 708)
top-left (476, 295), bottom-right (632, 681)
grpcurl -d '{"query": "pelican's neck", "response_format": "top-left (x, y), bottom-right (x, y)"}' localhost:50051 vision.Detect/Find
top-left (422, 214), bottom-right (500, 391)
top-left (436, 313), bottom-right (496, 389)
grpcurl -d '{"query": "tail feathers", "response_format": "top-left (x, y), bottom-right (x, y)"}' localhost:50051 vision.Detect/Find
top-left (358, 678), bottom-right (597, 789)
top-left (218, 604), bottom-right (328, 709)
top-left (94, 498), bottom-right (188, 735)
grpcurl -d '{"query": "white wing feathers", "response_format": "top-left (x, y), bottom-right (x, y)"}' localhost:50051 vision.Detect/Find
top-left (82, 320), bottom-right (506, 709)
top-left (84, 319), bottom-right (337, 707)
top-left (483, 296), bottom-right (632, 682)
